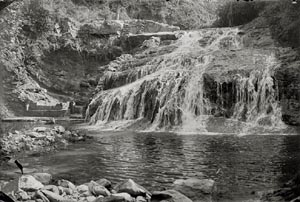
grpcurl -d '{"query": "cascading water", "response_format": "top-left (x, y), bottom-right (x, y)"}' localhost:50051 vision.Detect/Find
top-left (232, 53), bottom-right (285, 131)
top-left (86, 27), bottom-right (285, 132)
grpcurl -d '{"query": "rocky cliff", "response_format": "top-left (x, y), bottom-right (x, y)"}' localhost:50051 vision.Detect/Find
top-left (0, 0), bottom-right (217, 118)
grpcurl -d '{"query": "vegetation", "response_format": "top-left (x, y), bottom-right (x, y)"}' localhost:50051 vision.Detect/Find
top-left (214, 1), bottom-right (266, 27)
top-left (214, 0), bottom-right (300, 51)
top-left (261, 0), bottom-right (300, 49)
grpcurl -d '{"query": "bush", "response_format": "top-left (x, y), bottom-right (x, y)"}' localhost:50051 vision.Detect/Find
top-left (214, 1), bottom-right (266, 27)
top-left (22, 0), bottom-right (52, 38)
top-left (262, 0), bottom-right (300, 48)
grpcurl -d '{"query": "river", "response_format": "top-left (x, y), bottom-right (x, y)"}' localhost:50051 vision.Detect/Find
top-left (1, 122), bottom-right (300, 201)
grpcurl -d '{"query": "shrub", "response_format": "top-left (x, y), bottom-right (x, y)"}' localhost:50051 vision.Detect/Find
top-left (262, 0), bottom-right (300, 48)
top-left (22, 0), bottom-right (52, 38)
top-left (214, 1), bottom-right (266, 27)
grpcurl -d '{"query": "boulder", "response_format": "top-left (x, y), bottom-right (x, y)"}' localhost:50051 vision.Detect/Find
top-left (57, 179), bottom-right (76, 190)
top-left (35, 190), bottom-right (50, 202)
top-left (19, 175), bottom-right (44, 191)
top-left (94, 195), bottom-right (130, 202)
top-left (136, 196), bottom-right (147, 202)
top-left (86, 195), bottom-right (97, 202)
top-left (33, 173), bottom-right (52, 185)
top-left (16, 189), bottom-right (31, 200)
top-left (88, 181), bottom-right (110, 197)
top-left (151, 189), bottom-right (193, 202)
top-left (111, 193), bottom-right (134, 202)
top-left (77, 184), bottom-right (89, 194)
top-left (1, 178), bottom-right (19, 193)
top-left (41, 190), bottom-right (68, 202)
top-left (95, 179), bottom-right (112, 189)
top-left (42, 185), bottom-right (60, 195)
top-left (58, 186), bottom-right (73, 195)
top-left (172, 178), bottom-right (215, 202)
top-left (27, 132), bottom-right (47, 139)
top-left (114, 179), bottom-right (150, 197)
top-left (54, 126), bottom-right (65, 134)
top-left (33, 127), bottom-right (48, 133)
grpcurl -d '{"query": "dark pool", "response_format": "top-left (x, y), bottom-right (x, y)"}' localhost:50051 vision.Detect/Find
top-left (1, 122), bottom-right (300, 201)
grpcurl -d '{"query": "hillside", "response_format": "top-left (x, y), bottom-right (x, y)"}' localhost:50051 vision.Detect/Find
top-left (0, 0), bottom-right (221, 118)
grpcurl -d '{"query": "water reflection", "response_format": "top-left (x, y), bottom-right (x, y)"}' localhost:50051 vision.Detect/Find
top-left (280, 135), bottom-right (300, 183)
top-left (1, 131), bottom-right (300, 201)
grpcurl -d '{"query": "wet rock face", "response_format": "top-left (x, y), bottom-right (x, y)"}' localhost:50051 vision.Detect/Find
top-left (35, 48), bottom-right (103, 94)
top-left (275, 50), bottom-right (300, 126)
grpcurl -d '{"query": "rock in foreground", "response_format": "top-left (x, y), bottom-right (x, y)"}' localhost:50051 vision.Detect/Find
top-left (173, 178), bottom-right (215, 202)
top-left (114, 179), bottom-right (151, 198)
top-left (152, 189), bottom-right (193, 202)
top-left (0, 175), bottom-right (212, 202)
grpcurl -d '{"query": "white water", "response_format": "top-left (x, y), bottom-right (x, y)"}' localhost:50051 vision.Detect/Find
top-left (87, 27), bottom-right (285, 133)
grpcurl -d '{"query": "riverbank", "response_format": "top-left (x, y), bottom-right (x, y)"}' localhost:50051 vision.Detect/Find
top-left (0, 174), bottom-right (215, 202)
top-left (0, 125), bottom-right (91, 156)
top-left (1, 117), bottom-right (84, 123)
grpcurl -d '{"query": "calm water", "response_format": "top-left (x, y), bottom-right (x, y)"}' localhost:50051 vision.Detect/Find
top-left (1, 122), bottom-right (300, 201)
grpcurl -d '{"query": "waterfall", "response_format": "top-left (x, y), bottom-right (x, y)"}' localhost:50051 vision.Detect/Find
top-left (87, 27), bottom-right (285, 132)
top-left (232, 54), bottom-right (284, 129)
